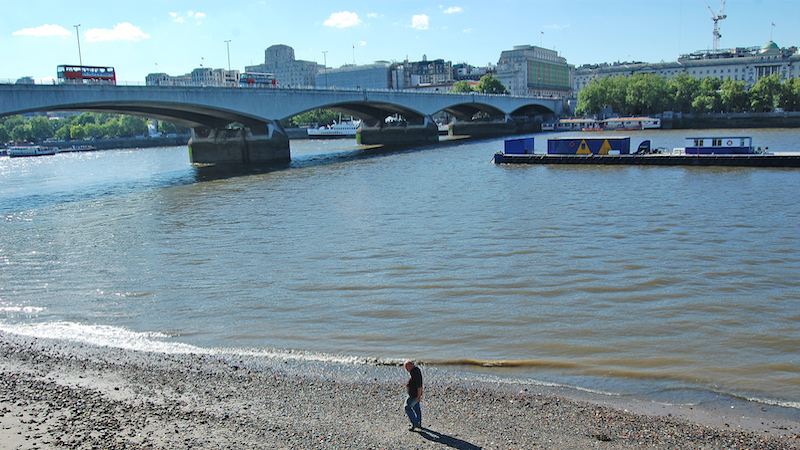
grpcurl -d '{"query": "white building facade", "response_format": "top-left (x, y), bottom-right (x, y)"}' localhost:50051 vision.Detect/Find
top-left (573, 41), bottom-right (800, 95)
top-left (496, 45), bottom-right (573, 98)
top-left (245, 44), bottom-right (321, 88)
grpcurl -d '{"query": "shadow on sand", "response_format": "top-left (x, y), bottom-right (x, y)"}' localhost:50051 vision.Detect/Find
top-left (416, 427), bottom-right (482, 450)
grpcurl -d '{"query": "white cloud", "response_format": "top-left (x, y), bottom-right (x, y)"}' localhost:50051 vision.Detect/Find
top-left (367, 13), bottom-right (381, 18)
top-left (170, 11), bottom-right (205, 24)
top-left (443, 7), bottom-right (463, 14)
top-left (544, 23), bottom-right (570, 30)
top-left (13, 24), bottom-right (71, 38)
top-left (324, 11), bottom-right (361, 28)
top-left (85, 23), bottom-right (150, 42)
top-left (411, 14), bottom-right (429, 30)
top-left (359, 41), bottom-right (367, 46)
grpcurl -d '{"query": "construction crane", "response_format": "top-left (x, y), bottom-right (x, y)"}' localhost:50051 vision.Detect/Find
top-left (701, 0), bottom-right (727, 51)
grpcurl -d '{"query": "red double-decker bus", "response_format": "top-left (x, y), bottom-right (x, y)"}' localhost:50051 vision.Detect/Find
top-left (239, 72), bottom-right (277, 87)
top-left (57, 65), bottom-right (117, 85)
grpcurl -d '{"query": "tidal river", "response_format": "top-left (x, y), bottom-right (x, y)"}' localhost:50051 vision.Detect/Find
top-left (1, 129), bottom-right (799, 415)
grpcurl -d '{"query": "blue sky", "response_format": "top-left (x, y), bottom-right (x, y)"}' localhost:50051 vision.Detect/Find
top-left (2, 0), bottom-right (796, 83)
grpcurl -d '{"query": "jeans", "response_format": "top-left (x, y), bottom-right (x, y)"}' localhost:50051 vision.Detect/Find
top-left (404, 395), bottom-right (422, 427)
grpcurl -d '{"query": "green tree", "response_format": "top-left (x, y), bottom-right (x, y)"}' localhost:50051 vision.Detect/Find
top-left (625, 73), bottom-right (669, 115)
top-left (75, 112), bottom-right (98, 126)
top-left (10, 124), bottom-right (31, 143)
top-left (778, 77), bottom-right (800, 111)
top-left (667, 73), bottom-right (700, 113)
top-left (54, 125), bottom-right (71, 141)
top-left (691, 95), bottom-right (717, 114)
top-left (158, 120), bottom-right (189, 134)
top-left (574, 78), bottom-right (608, 116)
top-left (119, 115), bottom-right (147, 137)
top-left (0, 125), bottom-right (8, 144)
top-left (452, 81), bottom-right (474, 93)
top-left (2, 115), bottom-right (25, 133)
top-left (70, 125), bottom-right (87, 140)
top-left (85, 122), bottom-right (103, 138)
top-left (28, 116), bottom-right (54, 141)
top-left (475, 74), bottom-right (508, 94)
top-left (290, 109), bottom-right (340, 127)
top-left (719, 78), bottom-right (749, 112)
top-left (750, 73), bottom-right (782, 112)
top-left (101, 118), bottom-right (121, 138)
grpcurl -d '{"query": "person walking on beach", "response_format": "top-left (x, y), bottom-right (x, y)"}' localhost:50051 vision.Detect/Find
top-left (403, 360), bottom-right (423, 431)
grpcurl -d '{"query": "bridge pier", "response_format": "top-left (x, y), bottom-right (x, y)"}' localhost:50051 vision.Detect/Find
top-left (449, 115), bottom-right (517, 138)
top-left (188, 121), bottom-right (290, 165)
top-left (357, 116), bottom-right (439, 146)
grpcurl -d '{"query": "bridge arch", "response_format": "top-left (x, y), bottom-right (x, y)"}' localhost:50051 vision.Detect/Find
top-left (1, 84), bottom-right (565, 164)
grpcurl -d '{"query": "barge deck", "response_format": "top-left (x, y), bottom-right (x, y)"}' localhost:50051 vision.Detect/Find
top-left (493, 153), bottom-right (800, 167)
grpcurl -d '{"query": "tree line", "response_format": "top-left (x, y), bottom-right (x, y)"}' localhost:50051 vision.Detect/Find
top-left (574, 73), bottom-right (800, 117)
top-left (0, 113), bottom-right (189, 145)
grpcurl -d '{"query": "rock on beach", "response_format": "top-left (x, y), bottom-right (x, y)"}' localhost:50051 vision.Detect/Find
top-left (1, 331), bottom-right (799, 449)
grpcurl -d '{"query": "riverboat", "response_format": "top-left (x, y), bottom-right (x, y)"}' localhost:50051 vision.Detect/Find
top-left (7, 146), bottom-right (58, 157)
top-left (493, 136), bottom-right (800, 167)
top-left (602, 116), bottom-right (661, 130)
top-left (307, 120), bottom-right (361, 138)
top-left (549, 116), bottom-right (661, 131)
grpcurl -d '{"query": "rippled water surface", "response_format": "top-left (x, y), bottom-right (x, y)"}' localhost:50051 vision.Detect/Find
top-left (2, 129), bottom-right (799, 409)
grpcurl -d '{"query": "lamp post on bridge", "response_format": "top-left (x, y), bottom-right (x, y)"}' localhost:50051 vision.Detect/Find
top-left (224, 40), bottom-right (231, 71)
top-left (74, 24), bottom-right (83, 67)
top-left (322, 51), bottom-right (328, 88)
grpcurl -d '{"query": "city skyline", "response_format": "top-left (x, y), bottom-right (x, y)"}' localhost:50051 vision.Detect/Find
top-left (2, 0), bottom-right (797, 83)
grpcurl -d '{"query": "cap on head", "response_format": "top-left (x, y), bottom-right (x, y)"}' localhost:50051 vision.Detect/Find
top-left (404, 360), bottom-right (415, 371)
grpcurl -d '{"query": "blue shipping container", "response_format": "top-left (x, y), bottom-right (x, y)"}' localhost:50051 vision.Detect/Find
top-left (547, 137), bottom-right (631, 155)
top-left (504, 137), bottom-right (535, 154)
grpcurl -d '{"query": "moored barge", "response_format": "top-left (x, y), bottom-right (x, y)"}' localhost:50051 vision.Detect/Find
top-left (494, 137), bottom-right (800, 167)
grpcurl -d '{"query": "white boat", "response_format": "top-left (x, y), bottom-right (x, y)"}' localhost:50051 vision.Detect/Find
top-left (602, 116), bottom-right (661, 130)
top-left (307, 120), bottom-right (361, 138)
top-left (7, 146), bottom-right (58, 157)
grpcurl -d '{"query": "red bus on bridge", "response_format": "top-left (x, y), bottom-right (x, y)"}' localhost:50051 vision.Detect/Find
top-left (239, 72), bottom-right (277, 87)
top-left (57, 65), bottom-right (117, 85)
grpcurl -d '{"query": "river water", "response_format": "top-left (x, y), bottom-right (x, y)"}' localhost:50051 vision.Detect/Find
top-left (1, 129), bottom-right (799, 413)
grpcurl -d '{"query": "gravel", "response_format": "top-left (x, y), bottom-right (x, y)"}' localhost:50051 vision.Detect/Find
top-left (1, 331), bottom-right (798, 449)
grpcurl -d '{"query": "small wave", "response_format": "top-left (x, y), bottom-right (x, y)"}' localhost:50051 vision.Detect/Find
top-left (0, 320), bottom-right (400, 367)
top-left (0, 305), bottom-right (45, 314)
top-left (425, 358), bottom-right (581, 370)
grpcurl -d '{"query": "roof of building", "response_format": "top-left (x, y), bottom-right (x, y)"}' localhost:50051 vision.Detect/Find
top-left (760, 40), bottom-right (780, 54)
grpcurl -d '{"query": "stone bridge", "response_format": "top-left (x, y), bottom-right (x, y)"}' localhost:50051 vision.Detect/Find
top-left (0, 84), bottom-right (562, 165)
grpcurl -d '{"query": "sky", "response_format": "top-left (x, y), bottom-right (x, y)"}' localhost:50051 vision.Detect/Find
top-left (2, 0), bottom-right (797, 84)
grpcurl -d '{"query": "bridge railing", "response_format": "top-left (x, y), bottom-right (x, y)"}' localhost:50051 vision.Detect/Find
top-left (0, 78), bottom-right (562, 100)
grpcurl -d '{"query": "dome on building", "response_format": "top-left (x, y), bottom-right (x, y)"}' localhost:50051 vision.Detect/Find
top-left (759, 41), bottom-right (780, 55)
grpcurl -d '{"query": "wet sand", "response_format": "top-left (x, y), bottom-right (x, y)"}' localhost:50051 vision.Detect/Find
top-left (1, 331), bottom-right (798, 449)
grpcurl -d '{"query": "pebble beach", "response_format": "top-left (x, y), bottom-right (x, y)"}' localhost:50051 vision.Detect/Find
top-left (1, 331), bottom-right (799, 450)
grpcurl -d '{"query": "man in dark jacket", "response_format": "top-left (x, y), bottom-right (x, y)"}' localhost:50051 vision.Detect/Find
top-left (403, 360), bottom-right (423, 431)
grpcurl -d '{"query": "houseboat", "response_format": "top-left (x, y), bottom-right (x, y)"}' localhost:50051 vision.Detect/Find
top-left (7, 146), bottom-right (58, 157)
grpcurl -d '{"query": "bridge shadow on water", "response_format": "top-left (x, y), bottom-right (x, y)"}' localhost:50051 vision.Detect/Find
top-left (193, 139), bottom-right (472, 182)
top-left (415, 427), bottom-right (482, 450)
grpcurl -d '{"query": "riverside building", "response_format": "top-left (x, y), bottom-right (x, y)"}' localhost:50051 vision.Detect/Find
top-left (495, 45), bottom-right (573, 99)
top-left (146, 68), bottom-right (240, 87)
top-left (573, 41), bottom-right (800, 95)
top-left (315, 61), bottom-right (397, 90)
top-left (245, 44), bottom-right (321, 88)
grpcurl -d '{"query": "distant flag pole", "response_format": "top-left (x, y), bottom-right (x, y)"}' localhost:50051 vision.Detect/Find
top-left (540, 31), bottom-right (543, 47)
top-left (771, 23), bottom-right (775, 40)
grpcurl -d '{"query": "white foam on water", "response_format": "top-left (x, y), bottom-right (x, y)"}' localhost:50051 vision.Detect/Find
top-left (0, 305), bottom-right (46, 314)
top-left (0, 321), bottom-right (207, 355)
top-left (0, 320), bottom-right (396, 367)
